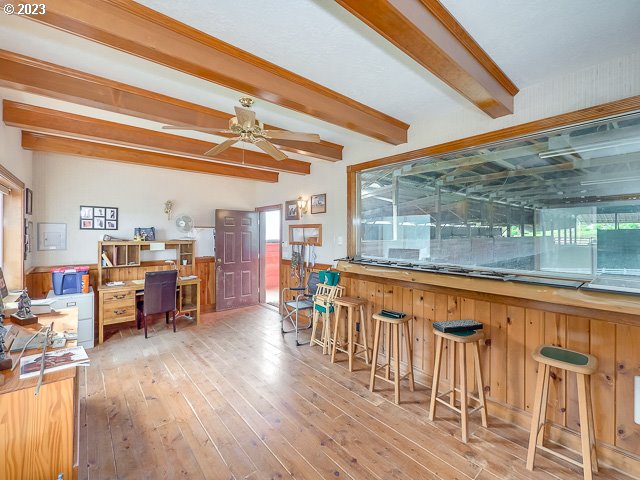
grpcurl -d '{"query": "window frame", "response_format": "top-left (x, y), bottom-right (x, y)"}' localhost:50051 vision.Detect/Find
top-left (346, 96), bottom-right (640, 266)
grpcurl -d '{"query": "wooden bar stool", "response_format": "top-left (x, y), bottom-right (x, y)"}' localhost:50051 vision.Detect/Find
top-left (429, 328), bottom-right (488, 443)
top-left (331, 297), bottom-right (370, 371)
top-left (310, 283), bottom-right (344, 355)
top-left (369, 312), bottom-right (414, 404)
top-left (527, 345), bottom-right (598, 480)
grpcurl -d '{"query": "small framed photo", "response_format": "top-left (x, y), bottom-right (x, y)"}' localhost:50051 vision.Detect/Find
top-left (80, 206), bottom-right (93, 219)
top-left (106, 208), bottom-right (118, 221)
top-left (94, 217), bottom-right (105, 229)
top-left (94, 207), bottom-right (105, 217)
top-left (81, 219), bottom-right (93, 229)
top-left (311, 193), bottom-right (326, 214)
top-left (106, 220), bottom-right (117, 230)
top-left (25, 188), bottom-right (33, 215)
top-left (285, 200), bottom-right (300, 221)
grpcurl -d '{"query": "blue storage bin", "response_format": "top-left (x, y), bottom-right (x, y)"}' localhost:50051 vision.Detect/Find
top-left (51, 267), bottom-right (88, 295)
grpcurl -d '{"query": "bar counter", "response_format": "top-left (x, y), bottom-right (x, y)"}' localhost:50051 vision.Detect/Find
top-left (334, 260), bottom-right (640, 475)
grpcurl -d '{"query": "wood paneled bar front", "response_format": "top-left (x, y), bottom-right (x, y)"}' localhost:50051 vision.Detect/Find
top-left (334, 260), bottom-right (640, 475)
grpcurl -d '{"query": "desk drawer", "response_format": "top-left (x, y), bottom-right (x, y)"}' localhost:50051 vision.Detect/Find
top-left (102, 290), bottom-right (135, 303)
top-left (103, 302), bottom-right (136, 325)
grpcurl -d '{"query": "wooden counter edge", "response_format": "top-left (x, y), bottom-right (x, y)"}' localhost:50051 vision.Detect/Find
top-left (336, 261), bottom-right (640, 325)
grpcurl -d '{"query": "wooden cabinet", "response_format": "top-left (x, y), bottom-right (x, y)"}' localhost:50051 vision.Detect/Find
top-left (0, 309), bottom-right (80, 480)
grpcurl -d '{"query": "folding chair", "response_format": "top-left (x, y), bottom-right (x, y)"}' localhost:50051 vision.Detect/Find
top-left (281, 271), bottom-right (321, 345)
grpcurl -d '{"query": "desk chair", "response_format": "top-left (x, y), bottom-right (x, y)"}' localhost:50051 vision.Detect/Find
top-left (137, 270), bottom-right (178, 339)
top-left (281, 271), bottom-right (321, 345)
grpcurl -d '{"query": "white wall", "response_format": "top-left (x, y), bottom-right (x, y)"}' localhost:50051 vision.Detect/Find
top-left (256, 51), bottom-right (640, 265)
top-left (31, 152), bottom-right (257, 265)
top-left (0, 94), bottom-right (34, 269)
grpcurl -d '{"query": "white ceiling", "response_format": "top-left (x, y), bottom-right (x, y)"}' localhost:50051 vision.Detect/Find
top-left (1, 0), bottom-right (640, 161)
top-left (439, 0), bottom-right (640, 86)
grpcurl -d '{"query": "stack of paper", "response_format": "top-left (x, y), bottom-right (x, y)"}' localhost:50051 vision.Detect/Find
top-left (31, 298), bottom-right (56, 315)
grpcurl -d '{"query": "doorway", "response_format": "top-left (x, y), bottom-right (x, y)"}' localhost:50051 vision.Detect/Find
top-left (257, 205), bottom-right (282, 308)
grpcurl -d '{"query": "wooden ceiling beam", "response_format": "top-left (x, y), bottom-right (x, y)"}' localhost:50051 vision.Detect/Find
top-left (0, 49), bottom-right (342, 161)
top-left (21, 132), bottom-right (278, 183)
top-left (3, 101), bottom-right (310, 175)
top-left (336, 0), bottom-right (518, 118)
top-left (24, 0), bottom-right (408, 144)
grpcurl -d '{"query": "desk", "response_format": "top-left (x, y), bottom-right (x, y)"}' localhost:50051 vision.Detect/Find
top-left (97, 277), bottom-right (201, 344)
top-left (0, 308), bottom-right (80, 480)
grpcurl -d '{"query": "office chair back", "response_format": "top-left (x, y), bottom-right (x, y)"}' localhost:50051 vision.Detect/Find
top-left (143, 270), bottom-right (178, 316)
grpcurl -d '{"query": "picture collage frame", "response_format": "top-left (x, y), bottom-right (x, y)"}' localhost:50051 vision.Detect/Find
top-left (80, 205), bottom-right (119, 230)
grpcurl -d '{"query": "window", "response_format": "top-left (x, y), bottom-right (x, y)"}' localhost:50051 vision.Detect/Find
top-left (356, 111), bottom-right (640, 281)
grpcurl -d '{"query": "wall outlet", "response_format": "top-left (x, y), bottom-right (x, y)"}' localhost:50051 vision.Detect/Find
top-left (635, 376), bottom-right (640, 425)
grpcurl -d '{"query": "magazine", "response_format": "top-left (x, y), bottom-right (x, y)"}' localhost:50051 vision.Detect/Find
top-left (19, 346), bottom-right (89, 379)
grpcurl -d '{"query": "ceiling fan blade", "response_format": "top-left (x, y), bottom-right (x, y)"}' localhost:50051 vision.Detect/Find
top-left (203, 137), bottom-right (240, 156)
top-left (255, 138), bottom-right (287, 161)
top-left (262, 130), bottom-right (321, 143)
top-left (162, 125), bottom-right (235, 134)
top-left (234, 106), bottom-right (256, 129)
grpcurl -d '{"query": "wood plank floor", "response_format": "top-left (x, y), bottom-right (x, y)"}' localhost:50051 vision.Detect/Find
top-left (78, 305), bottom-right (633, 480)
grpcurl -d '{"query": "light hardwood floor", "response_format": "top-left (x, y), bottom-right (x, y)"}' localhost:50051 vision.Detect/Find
top-left (78, 306), bottom-right (633, 480)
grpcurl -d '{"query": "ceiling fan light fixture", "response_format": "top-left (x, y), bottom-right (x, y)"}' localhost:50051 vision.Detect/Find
top-left (163, 96), bottom-right (319, 161)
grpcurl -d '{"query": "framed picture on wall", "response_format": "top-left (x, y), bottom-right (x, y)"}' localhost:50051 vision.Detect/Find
top-left (285, 200), bottom-right (300, 221)
top-left (80, 205), bottom-right (118, 230)
top-left (310, 193), bottom-right (326, 214)
top-left (25, 188), bottom-right (33, 215)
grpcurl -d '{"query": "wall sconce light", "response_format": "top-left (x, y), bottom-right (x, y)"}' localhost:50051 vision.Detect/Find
top-left (164, 200), bottom-right (173, 220)
top-left (297, 196), bottom-right (308, 215)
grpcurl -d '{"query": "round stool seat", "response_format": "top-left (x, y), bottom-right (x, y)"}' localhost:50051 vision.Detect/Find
top-left (372, 313), bottom-right (411, 325)
top-left (433, 329), bottom-right (484, 344)
top-left (533, 345), bottom-right (598, 375)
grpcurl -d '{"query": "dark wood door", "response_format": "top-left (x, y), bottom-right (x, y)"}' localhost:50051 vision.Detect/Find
top-left (215, 209), bottom-right (259, 311)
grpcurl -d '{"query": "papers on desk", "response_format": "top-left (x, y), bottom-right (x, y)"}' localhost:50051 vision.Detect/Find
top-left (31, 298), bottom-right (56, 315)
top-left (132, 279), bottom-right (145, 285)
top-left (179, 275), bottom-right (198, 280)
top-left (19, 346), bottom-right (89, 379)
top-left (105, 281), bottom-right (125, 287)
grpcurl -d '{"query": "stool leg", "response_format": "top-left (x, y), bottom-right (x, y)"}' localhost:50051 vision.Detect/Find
top-left (360, 305), bottom-right (370, 364)
top-left (585, 375), bottom-right (598, 473)
top-left (429, 335), bottom-right (444, 421)
top-left (369, 319), bottom-right (382, 392)
top-left (310, 307), bottom-right (319, 347)
top-left (331, 305), bottom-right (342, 363)
top-left (473, 341), bottom-right (488, 428)
top-left (449, 339), bottom-right (456, 407)
top-left (527, 363), bottom-right (549, 471)
top-left (538, 363), bottom-right (550, 446)
top-left (404, 322), bottom-right (415, 392)
top-left (577, 373), bottom-right (594, 480)
top-left (385, 322), bottom-right (391, 380)
top-left (393, 323), bottom-right (401, 404)
top-left (347, 307), bottom-right (354, 372)
top-left (460, 342), bottom-right (469, 443)
top-left (322, 312), bottom-right (331, 355)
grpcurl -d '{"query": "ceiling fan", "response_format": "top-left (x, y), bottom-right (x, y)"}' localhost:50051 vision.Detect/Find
top-left (162, 97), bottom-right (321, 161)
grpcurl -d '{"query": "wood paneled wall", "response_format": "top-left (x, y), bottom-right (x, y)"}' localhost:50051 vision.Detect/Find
top-left (338, 273), bottom-right (640, 470)
top-left (26, 257), bottom-right (215, 310)
top-left (279, 259), bottom-right (640, 471)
